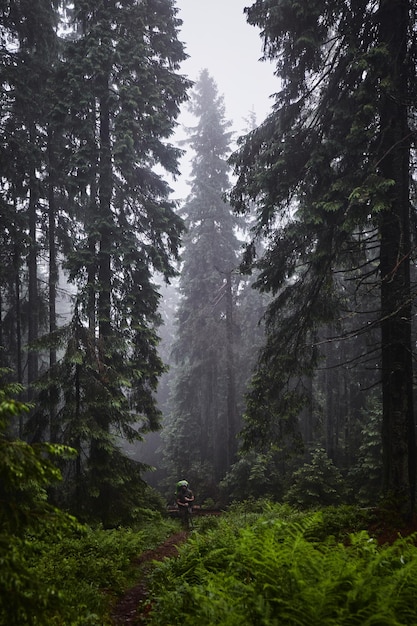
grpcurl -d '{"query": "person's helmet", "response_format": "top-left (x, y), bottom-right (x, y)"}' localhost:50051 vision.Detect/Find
top-left (177, 480), bottom-right (189, 488)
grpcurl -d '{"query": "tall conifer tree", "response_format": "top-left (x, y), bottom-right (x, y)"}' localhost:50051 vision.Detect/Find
top-left (29, 0), bottom-right (190, 524)
top-left (163, 70), bottom-right (240, 493)
top-left (230, 0), bottom-right (417, 516)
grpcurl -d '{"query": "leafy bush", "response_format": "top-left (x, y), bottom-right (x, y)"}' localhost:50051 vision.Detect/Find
top-left (196, 514), bottom-right (221, 532)
top-left (0, 375), bottom-right (179, 624)
top-left (0, 378), bottom-right (79, 625)
top-left (284, 446), bottom-right (347, 507)
top-left (147, 507), bottom-right (417, 625)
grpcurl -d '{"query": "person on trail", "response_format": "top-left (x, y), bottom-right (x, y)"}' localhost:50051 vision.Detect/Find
top-left (176, 480), bottom-right (194, 528)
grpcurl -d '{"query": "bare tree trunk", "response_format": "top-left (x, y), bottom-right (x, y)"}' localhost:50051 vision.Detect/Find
top-left (27, 138), bottom-right (39, 397)
top-left (75, 361), bottom-right (82, 516)
top-left (225, 271), bottom-right (238, 469)
top-left (91, 72), bottom-right (113, 525)
top-left (379, 0), bottom-right (416, 518)
top-left (98, 84), bottom-right (112, 342)
top-left (13, 202), bottom-right (23, 437)
top-left (48, 129), bottom-right (58, 442)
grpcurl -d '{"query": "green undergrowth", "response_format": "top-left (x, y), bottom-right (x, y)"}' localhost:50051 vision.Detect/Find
top-left (147, 503), bottom-right (417, 625)
top-left (6, 516), bottom-right (178, 626)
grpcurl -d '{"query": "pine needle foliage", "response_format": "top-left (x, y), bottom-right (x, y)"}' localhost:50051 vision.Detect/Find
top-left (148, 506), bottom-right (417, 625)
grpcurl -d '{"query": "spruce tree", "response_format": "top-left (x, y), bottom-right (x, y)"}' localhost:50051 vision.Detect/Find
top-left (163, 70), bottom-right (241, 494)
top-left (229, 0), bottom-right (417, 516)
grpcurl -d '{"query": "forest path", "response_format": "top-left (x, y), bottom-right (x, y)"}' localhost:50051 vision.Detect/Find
top-left (111, 529), bottom-right (189, 625)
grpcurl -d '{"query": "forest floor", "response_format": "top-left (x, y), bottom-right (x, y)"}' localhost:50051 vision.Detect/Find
top-left (111, 529), bottom-right (189, 625)
top-left (369, 510), bottom-right (417, 546)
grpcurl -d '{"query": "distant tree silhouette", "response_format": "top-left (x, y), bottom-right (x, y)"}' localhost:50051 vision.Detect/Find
top-left (163, 70), bottom-right (241, 494)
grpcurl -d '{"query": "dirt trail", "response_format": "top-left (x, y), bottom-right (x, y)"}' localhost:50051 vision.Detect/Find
top-left (111, 530), bottom-right (189, 625)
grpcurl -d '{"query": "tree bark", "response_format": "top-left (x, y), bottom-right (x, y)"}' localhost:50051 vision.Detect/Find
top-left (98, 84), bottom-right (112, 342)
top-left (378, 0), bottom-right (416, 517)
top-left (48, 129), bottom-right (58, 442)
top-left (225, 271), bottom-right (238, 468)
top-left (27, 129), bottom-right (39, 394)
top-left (91, 68), bottom-right (114, 525)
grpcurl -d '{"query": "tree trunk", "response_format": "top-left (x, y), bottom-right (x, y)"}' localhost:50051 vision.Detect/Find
top-left (75, 362), bottom-right (82, 517)
top-left (225, 271), bottom-right (238, 469)
top-left (88, 99), bottom-right (99, 334)
top-left (98, 86), bottom-right (112, 342)
top-left (13, 199), bottom-right (24, 437)
top-left (378, 0), bottom-right (416, 517)
top-left (27, 132), bottom-right (39, 395)
top-left (48, 129), bottom-right (58, 442)
top-left (91, 70), bottom-right (113, 525)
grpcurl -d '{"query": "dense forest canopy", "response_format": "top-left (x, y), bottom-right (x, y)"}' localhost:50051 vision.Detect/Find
top-left (1, 0), bottom-right (417, 532)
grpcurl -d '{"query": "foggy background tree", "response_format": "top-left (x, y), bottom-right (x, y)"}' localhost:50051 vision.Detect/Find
top-left (161, 70), bottom-right (242, 500)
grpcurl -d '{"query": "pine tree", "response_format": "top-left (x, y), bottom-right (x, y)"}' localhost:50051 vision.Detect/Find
top-left (163, 70), bottom-right (241, 495)
top-left (229, 0), bottom-right (417, 516)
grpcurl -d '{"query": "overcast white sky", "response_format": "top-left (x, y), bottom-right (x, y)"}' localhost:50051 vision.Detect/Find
top-left (170, 0), bottom-right (278, 200)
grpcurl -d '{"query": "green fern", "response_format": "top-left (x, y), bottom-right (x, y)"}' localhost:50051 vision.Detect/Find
top-left (148, 509), bottom-right (417, 626)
